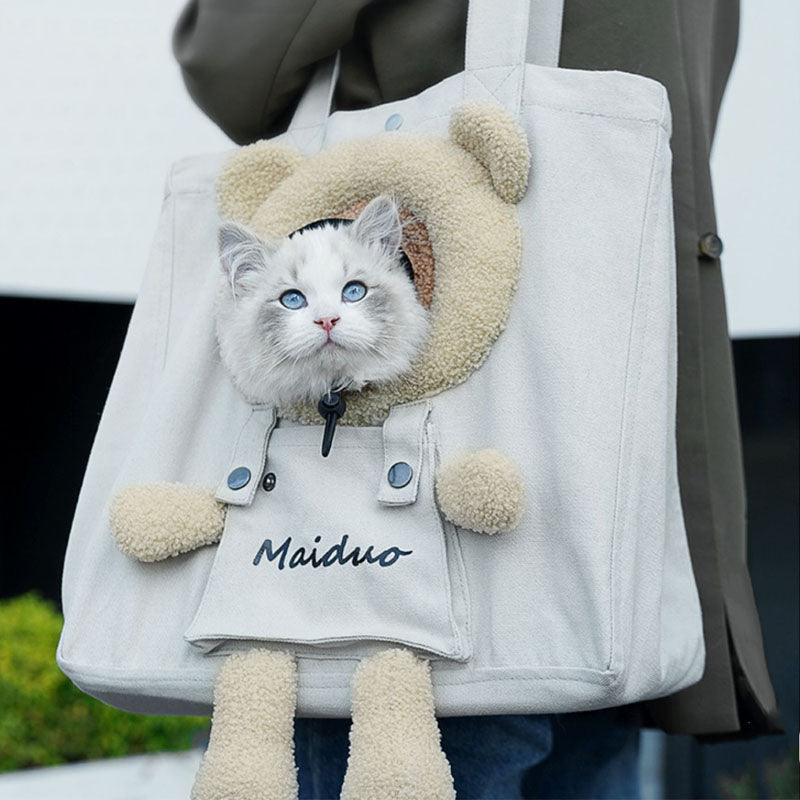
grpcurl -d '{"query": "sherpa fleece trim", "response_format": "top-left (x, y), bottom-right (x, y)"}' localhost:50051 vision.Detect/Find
top-left (192, 650), bottom-right (298, 800)
top-left (449, 100), bottom-right (531, 204)
top-left (341, 649), bottom-right (455, 800)
top-left (216, 100), bottom-right (530, 425)
top-left (435, 448), bottom-right (525, 534)
top-left (110, 483), bottom-right (226, 562)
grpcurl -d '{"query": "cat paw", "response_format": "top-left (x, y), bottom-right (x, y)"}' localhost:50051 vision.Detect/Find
top-left (435, 449), bottom-right (524, 534)
top-left (110, 483), bottom-right (226, 562)
top-left (341, 649), bottom-right (455, 800)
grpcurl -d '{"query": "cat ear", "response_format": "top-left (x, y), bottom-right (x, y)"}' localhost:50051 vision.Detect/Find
top-left (449, 100), bottom-right (531, 203)
top-left (216, 141), bottom-right (304, 222)
top-left (350, 195), bottom-right (403, 255)
top-left (218, 222), bottom-right (274, 286)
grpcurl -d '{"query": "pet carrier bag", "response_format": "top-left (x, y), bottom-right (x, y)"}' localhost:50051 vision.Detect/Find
top-left (58, 0), bottom-right (704, 719)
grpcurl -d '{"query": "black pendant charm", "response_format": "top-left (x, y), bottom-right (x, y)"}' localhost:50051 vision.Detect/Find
top-left (317, 392), bottom-right (347, 457)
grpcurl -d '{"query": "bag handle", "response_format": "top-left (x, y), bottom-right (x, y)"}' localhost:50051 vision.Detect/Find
top-left (286, 0), bottom-right (563, 140)
top-left (464, 0), bottom-right (564, 114)
top-left (526, 0), bottom-right (565, 70)
top-left (287, 51), bottom-right (340, 134)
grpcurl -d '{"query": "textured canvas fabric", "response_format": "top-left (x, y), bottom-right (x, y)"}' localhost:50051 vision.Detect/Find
top-left (58, 0), bottom-right (704, 717)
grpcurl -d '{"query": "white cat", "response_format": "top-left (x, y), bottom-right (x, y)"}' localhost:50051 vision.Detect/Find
top-left (215, 195), bottom-right (429, 407)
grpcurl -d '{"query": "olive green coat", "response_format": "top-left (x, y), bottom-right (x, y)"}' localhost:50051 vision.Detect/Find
top-left (173, 0), bottom-right (780, 737)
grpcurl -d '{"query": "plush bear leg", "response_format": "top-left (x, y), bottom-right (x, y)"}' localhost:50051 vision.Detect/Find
top-left (341, 649), bottom-right (455, 800)
top-left (192, 649), bottom-right (298, 800)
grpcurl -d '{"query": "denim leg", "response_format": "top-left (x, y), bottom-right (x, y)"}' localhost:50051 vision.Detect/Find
top-left (295, 714), bottom-right (553, 800)
top-left (522, 704), bottom-right (643, 800)
top-left (295, 708), bottom-right (639, 800)
top-left (295, 717), bottom-right (351, 800)
top-left (437, 714), bottom-right (554, 799)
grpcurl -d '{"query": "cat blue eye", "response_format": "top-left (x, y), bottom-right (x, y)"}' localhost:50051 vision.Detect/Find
top-left (280, 289), bottom-right (307, 309)
top-left (342, 281), bottom-right (367, 303)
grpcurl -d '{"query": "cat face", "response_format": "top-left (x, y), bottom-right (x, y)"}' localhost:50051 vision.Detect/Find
top-left (215, 196), bottom-right (430, 406)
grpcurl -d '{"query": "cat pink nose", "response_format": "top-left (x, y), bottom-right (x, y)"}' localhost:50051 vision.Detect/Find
top-left (314, 315), bottom-right (340, 333)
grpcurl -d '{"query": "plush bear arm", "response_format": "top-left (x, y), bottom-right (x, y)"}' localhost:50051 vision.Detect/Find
top-left (110, 483), bottom-right (226, 562)
top-left (435, 449), bottom-right (525, 535)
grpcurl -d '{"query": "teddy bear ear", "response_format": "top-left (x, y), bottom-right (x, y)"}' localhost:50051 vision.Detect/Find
top-left (216, 141), bottom-right (305, 223)
top-left (449, 100), bottom-right (531, 204)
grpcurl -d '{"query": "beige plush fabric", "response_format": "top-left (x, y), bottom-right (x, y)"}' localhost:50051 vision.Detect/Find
top-left (341, 649), bottom-right (455, 800)
top-left (435, 449), bottom-right (525, 534)
top-left (216, 143), bottom-right (304, 223)
top-left (216, 101), bottom-right (530, 425)
top-left (192, 650), bottom-right (298, 800)
top-left (449, 100), bottom-right (531, 204)
top-left (109, 483), bottom-right (226, 562)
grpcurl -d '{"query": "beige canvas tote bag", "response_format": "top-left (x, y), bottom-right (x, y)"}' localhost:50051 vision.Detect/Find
top-left (58, 0), bottom-right (704, 717)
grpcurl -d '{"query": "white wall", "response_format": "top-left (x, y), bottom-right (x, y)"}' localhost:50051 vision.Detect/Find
top-left (0, 1), bottom-right (798, 337)
top-left (0, 0), bottom-right (229, 303)
top-left (711, 0), bottom-right (800, 337)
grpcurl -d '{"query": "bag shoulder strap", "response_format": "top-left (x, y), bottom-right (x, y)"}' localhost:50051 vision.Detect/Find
top-left (285, 0), bottom-right (564, 142)
top-left (464, 0), bottom-right (563, 115)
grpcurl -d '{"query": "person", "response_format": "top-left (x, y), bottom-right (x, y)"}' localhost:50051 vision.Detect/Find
top-left (172, 1), bottom-right (782, 795)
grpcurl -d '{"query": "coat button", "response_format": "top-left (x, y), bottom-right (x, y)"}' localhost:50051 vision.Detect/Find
top-left (262, 472), bottom-right (276, 492)
top-left (385, 113), bottom-right (403, 131)
top-left (698, 232), bottom-right (723, 259)
top-left (227, 466), bottom-right (251, 490)
top-left (387, 461), bottom-right (413, 488)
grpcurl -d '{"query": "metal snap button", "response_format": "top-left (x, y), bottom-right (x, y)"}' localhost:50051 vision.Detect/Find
top-left (387, 461), bottom-right (413, 488)
top-left (698, 232), bottom-right (723, 260)
top-left (227, 466), bottom-right (251, 490)
top-left (385, 113), bottom-right (403, 131)
top-left (262, 472), bottom-right (276, 492)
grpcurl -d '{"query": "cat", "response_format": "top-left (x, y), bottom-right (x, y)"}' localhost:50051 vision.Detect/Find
top-left (215, 195), bottom-right (429, 407)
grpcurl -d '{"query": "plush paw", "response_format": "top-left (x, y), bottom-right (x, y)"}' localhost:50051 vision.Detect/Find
top-left (342, 649), bottom-right (454, 800)
top-left (435, 449), bottom-right (524, 534)
top-left (109, 483), bottom-right (226, 562)
top-left (192, 650), bottom-right (298, 800)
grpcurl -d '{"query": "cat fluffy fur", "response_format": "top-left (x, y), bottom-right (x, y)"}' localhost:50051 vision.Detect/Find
top-left (215, 196), bottom-right (429, 407)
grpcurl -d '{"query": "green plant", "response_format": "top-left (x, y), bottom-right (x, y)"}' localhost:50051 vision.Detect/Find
top-left (719, 765), bottom-right (759, 800)
top-left (718, 751), bottom-right (800, 800)
top-left (764, 752), bottom-right (800, 800)
top-left (0, 592), bottom-right (209, 772)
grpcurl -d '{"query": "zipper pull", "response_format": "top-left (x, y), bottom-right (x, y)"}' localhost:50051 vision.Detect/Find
top-left (317, 392), bottom-right (346, 457)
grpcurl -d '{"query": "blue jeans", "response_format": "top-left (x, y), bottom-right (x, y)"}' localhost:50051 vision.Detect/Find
top-left (295, 705), bottom-right (642, 799)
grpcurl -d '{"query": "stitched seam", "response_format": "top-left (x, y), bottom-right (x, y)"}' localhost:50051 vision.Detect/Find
top-left (288, 126), bottom-right (324, 153)
top-left (168, 106), bottom-right (668, 198)
top-left (512, 6), bottom-right (527, 115)
top-left (467, 66), bottom-right (521, 108)
top-left (606, 116), bottom-right (665, 675)
top-left (168, 112), bottom-right (666, 197)
top-left (162, 189), bottom-right (210, 199)
top-left (249, 408), bottom-right (277, 504)
top-left (60, 662), bottom-right (616, 687)
top-left (463, 0), bottom-right (475, 100)
top-left (379, 399), bottom-right (429, 503)
top-left (524, 101), bottom-right (669, 132)
top-left (216, 408), bottom-right (255, 502)
top-left (188, 633), bottom-right (462, 660)
top-left (422, 415), bottom-right (463, 657)
top-left (470, 65), bottom-right (517, 93)
top-left (161, 192), bottom-right (176, 370)
top-left (433, 428), bottom-right (472, 660)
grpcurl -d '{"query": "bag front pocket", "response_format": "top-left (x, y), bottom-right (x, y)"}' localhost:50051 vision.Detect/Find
top-left (184, 407), bottom-right (470, 661)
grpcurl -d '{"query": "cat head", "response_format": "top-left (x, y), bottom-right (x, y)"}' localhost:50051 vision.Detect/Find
top-left (215, 196), bottom-right (429, 406)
